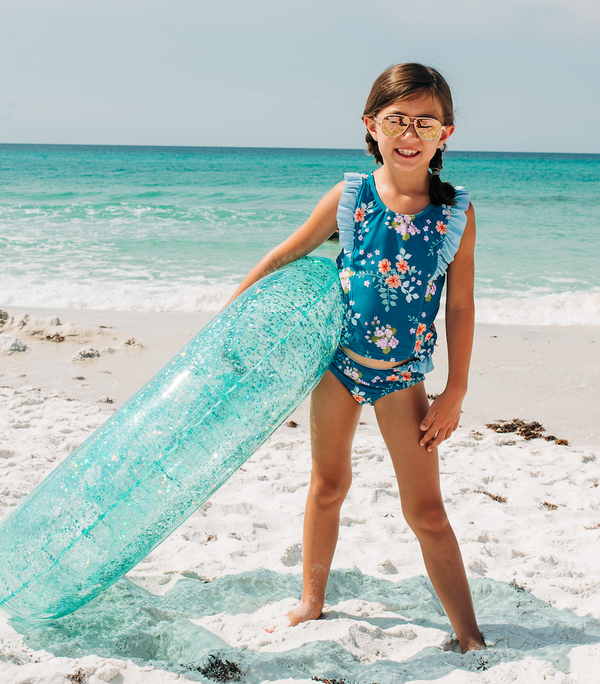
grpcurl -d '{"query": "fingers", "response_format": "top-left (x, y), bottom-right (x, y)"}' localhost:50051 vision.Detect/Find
top-left (419, 393), bottom-right (463, 452)
top-left (419, 416), bottom-right (456, 452)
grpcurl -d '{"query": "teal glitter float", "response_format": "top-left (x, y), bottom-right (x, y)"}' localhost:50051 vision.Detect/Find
top-left (0, 256), bottom-right (343, 620)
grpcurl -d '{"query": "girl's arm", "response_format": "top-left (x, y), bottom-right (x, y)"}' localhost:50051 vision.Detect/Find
top-left (224, 181), bottom-right (345, 306)
top-left (419, 203), bottom-right (476, 452)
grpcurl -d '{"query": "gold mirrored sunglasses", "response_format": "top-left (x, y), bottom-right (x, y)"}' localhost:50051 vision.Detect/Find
top-left (372, 114), bottom-right (443, 142)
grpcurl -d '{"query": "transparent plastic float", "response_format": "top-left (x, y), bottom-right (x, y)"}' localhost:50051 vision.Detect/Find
top-left (0, 256), bottom-right (343, 620)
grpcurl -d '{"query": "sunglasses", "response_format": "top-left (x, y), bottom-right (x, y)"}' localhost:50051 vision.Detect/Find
top-left (372, 114), bottom-right (443, 142)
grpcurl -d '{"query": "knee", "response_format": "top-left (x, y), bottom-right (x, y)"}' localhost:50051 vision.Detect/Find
top-left (404, 503), bottom-right (449, 537)
top-left (309, 473), bottom-right (351, 508)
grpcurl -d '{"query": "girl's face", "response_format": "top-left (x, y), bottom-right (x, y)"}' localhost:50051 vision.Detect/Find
top-left (365, 92), bottom-right (455, 174)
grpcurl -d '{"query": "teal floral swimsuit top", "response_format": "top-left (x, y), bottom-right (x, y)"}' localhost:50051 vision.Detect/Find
top-left (336, 172), bottom-right (471, 373)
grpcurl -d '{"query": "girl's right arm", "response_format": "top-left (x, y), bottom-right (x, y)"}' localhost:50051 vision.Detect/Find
top-left (224, 181), bottom-right (345, 306)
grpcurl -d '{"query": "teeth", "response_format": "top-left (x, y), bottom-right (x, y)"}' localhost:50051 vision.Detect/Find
top-left (397, 149), bottom-right (418, 156)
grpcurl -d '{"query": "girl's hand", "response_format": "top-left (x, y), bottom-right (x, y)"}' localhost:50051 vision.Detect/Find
top-left (419, 388), bottom-right (465, 452)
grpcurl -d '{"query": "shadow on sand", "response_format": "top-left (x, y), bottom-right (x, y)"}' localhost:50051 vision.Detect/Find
top-left (10, 568), bottom-right (600, 683)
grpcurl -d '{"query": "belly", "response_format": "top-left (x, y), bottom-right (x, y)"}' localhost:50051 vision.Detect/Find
top-left (341, 346), bottom-right (414, 369)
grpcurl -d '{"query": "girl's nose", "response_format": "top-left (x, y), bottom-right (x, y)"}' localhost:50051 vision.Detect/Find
top-left (400, 122), bottom-right (419, 139)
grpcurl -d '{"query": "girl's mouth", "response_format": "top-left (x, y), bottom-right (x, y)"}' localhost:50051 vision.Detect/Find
top-left (395, 149), bottom-right (419, 157)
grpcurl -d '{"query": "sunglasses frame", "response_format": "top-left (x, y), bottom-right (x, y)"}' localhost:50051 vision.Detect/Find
top-left (371, 114), bottom-right (444, 142)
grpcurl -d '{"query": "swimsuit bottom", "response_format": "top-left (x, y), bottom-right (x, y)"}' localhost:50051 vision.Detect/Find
top-left (328, 347), bottom-right (425, 406)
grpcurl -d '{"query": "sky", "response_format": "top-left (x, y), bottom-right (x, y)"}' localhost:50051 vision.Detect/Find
top-left (1, 0), bottom-right (599, 154)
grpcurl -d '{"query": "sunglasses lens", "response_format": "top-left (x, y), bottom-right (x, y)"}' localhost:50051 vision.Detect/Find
top-left (415, 118), bottom-right (442, 141)
top-left (380, 115), bottom-right (407, 137)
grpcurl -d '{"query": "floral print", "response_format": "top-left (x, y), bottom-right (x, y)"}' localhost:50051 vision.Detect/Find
top-left (365, 316), bottom-right (399, 355)
top-left (408, 315), bottom-right (436, 361)
top-left (339, 267), bottom-right (354, 294)
top-left (376, 248), bottom-right (418, 312)
top-left (425, 280), bottom-right (436, 302)
top-left (336, 172), bottom-right (467, 370)
top-left (386, 213), bottom-right (421, 241)
top-left (329, 347), bottom-right (425, 405)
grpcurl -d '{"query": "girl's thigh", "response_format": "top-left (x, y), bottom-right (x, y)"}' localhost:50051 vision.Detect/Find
top-left (310, 370), bottom-right (363, 480)
top-left (373, 382), bottom-right (443, 510)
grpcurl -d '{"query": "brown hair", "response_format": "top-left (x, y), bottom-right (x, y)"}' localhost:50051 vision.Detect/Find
top-left (363, 63), bottom-right (456, 206)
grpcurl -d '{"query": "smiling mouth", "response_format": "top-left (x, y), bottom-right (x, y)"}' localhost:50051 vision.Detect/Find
top-left (396, 149), bottom-right (419, 157)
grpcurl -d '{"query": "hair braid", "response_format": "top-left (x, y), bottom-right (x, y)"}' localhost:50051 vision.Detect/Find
top-left (365, 130), bottom-right (382, 166)
top-left (428, 145), bottom-right (456, 206)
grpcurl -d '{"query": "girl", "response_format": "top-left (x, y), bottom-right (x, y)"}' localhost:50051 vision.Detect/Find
top-left (227, 63), bottom-right (485, 653)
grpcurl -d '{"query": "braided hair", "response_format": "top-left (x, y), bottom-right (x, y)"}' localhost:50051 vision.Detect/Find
top-left (363, 63), bottom-right (457, 207)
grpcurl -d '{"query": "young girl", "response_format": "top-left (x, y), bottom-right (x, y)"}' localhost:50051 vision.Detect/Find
top-left (227, 63), bottom-right (485, 653)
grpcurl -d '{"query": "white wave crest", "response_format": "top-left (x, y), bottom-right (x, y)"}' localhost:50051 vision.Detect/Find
top-left (474, 289), bottom-right (600, 326)
top-left (0, 281), bottom-right (235, 313)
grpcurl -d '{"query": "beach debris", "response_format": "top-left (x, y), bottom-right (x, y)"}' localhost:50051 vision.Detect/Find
top-left (101, 397), bottom-right (114, 404)
top-left (585, 523), bottom-right (600, 530)
top-left (312, 678), bottom-right (358, 684)
top-left (427, 393), bottom-right (439, 400)
top-left (0, 310), bottom-right (8, 327)
top-left (44, 332), bottom-right (65, 342)
top-left (71, 346), bottom-right (100, 361)
top-left (74, 376), bottom-right (86, 380)
top-left (542, 501), bottom-right (558, 511)
top-left (592, 483), bottom-right (598, 488)
top-left (476, 657), bottom-right (489, 671)
top-left (99, 325), bottom-right (113, 329)
top-left (123, 337), bottom-right (142, 349)
top-left (485, 418), bottom-right (568, 445)
top-left (15, 313), bottom-right (30, 329)
top-left (286, 420), bottom-right (298, 428)
top-left (475, 489), bottom-right (507, 504)
top-left (66, 669), bottom-right (86, 683)
top-left (0, 335), bottom-right (27, 355)
top-left (510, 579), bottom-right (527, 592)
top-left (201, 533), bottom-right (217, 544)
top-left (185, 653), bottom-right (242, 682)
top-left (486, 418), bottom-right (544, 440)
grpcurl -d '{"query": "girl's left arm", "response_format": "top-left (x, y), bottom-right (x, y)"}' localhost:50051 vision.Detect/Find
top-left (419, 203), bottom-right (476, 452)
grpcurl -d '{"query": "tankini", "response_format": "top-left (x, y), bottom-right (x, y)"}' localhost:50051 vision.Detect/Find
top-left (328, 172), bottom-right (470, 405)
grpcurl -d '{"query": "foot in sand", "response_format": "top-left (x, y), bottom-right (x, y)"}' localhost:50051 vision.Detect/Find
top-left (286, 599), bottom-right (324, 626)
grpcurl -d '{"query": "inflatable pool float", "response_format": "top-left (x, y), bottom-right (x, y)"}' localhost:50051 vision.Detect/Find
top-left (0, 256), bottom-right (343, 620)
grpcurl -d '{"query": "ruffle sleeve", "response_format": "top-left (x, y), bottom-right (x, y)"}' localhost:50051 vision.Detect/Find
top-left (431, 187), bottom-right (471, 281)
top-left (336, 172), bottom-right (363, 254)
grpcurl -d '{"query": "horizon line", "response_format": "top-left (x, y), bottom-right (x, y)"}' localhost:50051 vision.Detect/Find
top-left (1, 142), bottom-right (599, 157)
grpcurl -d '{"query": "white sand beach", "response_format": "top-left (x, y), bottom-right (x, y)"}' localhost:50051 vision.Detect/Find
top-left (1, 307), bottom-right (599, 683)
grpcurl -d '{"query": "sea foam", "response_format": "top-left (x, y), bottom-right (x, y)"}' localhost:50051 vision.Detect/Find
top-left (473, 288), bottom-right (600, 326)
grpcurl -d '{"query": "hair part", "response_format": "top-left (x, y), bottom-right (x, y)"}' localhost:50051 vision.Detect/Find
top-left (363, 63), bottom-right (456, 206)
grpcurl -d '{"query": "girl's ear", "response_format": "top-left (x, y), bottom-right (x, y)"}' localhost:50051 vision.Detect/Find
top-left (364, 117), bottom-right (378, 141)
top-left (439, 124), bottom-right (455, 147)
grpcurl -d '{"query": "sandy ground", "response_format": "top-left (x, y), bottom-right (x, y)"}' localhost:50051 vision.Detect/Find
top-left (0, 306), bottom-right (599, 683)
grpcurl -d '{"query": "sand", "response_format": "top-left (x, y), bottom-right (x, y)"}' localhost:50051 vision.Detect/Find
top-left (0, 306), bottom-right (599, 683)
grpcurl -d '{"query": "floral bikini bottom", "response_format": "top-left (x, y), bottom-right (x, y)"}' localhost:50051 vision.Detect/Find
top-left (328, 347), bottom-right (425, 405)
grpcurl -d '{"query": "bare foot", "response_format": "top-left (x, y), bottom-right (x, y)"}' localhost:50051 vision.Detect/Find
top-left (461, 635), bottom-right (487, 654)
top-left (286, 599), bottom-right (323, 626)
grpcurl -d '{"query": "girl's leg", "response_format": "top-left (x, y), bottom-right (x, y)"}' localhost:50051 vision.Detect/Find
top-left (373, 382), bottom-right (485, 653)
top-left (287, 370), bottom-right (362, 626)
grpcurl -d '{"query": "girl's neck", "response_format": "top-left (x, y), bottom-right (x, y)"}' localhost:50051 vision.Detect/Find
top-left (372, 165), bottom-right (431, 215)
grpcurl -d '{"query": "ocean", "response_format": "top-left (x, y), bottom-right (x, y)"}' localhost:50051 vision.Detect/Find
top-left (1, 144), bottom-right (599, 325)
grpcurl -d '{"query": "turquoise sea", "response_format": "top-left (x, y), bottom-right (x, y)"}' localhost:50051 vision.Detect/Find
top-left (1, 144), bottom-right (599, 325)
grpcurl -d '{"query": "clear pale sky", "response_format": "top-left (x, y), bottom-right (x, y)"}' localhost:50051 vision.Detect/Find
top-left (1, 0), bottom-right (598, 153)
